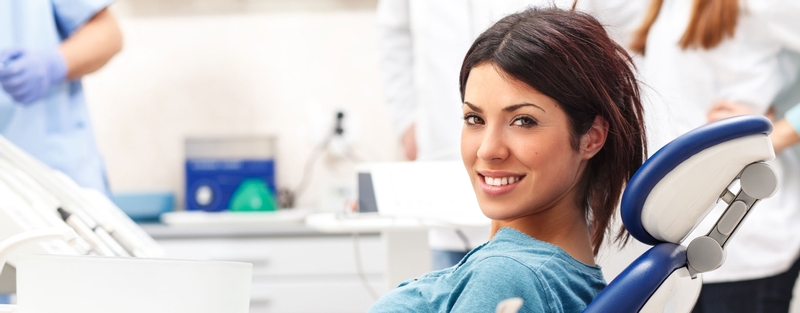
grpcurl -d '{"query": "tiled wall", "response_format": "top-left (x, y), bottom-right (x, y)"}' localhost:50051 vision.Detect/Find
top-left (83, 2), bottom-right (398, 209)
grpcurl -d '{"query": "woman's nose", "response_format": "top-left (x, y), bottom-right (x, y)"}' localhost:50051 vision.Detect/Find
top-left (476, 127), bottom-right (509, 162)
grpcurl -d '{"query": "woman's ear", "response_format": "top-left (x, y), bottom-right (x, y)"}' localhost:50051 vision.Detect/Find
top-left (580, 116), bottom-right (608, 160)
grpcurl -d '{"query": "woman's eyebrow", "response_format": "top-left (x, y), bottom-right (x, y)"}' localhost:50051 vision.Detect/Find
top-left (504, 103), bottom-right (545, 113)
top-left (463, 101), bottom-right (482, 113)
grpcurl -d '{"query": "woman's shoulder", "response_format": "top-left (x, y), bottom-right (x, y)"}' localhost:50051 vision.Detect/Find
top-left (466, 249), bottom-right (601, 287)
top-left (454, 229), bottom-right (606, 312)
top-left (451, 254), bottom-right (603, 312)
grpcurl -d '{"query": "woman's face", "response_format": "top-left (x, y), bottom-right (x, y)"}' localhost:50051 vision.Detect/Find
top-left (461, 63), bottom-right (597, 225)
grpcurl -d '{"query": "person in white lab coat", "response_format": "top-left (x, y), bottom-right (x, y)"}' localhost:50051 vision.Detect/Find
top-left (631, 0), bottom-right (800, 312)
top-left (375, 0), bottom-right (646, 270)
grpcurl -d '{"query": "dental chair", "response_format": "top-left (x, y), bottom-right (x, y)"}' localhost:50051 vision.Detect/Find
top-left (580, 114), bottom-right (779, 313)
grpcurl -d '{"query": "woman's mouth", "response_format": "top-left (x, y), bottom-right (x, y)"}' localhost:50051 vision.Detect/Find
top-left (482, 175), bottom-right (523, 186)
top-left (478, 173), bottom-right (525, 196)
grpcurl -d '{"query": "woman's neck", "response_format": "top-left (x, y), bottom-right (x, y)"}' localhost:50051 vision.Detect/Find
top-left (490, 204), bottom-right (595, 266)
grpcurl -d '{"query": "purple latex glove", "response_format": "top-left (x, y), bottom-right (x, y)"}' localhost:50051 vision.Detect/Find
top-left (0, 47), bottom-right (68, 104)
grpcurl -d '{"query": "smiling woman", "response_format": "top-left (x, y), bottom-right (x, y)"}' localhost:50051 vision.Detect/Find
top-left (459, 7), bottom-right (647, 258)
top-left (461, 62), bottom-right (608, 266)
top-left (369, 6), bottom-right (646, 313)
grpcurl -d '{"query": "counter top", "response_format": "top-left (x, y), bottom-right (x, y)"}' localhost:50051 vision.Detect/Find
top-left (141, 209), bottom-right (379, 239)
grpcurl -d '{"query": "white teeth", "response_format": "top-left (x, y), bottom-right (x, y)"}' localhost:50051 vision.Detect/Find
top-left (483, 175), bottom-right (521, 186)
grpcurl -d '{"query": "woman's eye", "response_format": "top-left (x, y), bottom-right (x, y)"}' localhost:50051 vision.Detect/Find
top-left (464, 114), bottom-right (484, 125)
top-left (511, 116), bottom-right (537, 128)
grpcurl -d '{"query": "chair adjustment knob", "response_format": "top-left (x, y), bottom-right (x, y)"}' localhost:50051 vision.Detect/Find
top-left (740, 162), bottom-right (778, 199)
top-left (687, 236), bottom-right (725, 273)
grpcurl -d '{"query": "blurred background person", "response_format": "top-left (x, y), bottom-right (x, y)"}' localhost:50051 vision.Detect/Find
top-left (631, 0), bottom-right (800, 312)
top-left (0, 0), bottom-right (122, 194)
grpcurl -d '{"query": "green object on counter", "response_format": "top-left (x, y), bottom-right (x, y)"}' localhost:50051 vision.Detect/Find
top-left (228, 178), bottom-right (277, 212)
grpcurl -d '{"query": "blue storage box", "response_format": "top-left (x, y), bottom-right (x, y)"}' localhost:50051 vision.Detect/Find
top-left (184, 136), bottom-right (277, 212)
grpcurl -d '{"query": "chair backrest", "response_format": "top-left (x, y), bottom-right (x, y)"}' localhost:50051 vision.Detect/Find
top-left (584, 115), bottom-right (778, 313)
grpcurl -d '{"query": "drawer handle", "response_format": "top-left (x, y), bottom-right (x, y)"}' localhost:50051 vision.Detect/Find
top-left (250, 298), bottom-right (271, 308)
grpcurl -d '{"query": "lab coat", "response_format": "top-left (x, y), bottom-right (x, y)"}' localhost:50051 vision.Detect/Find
top-left (0, 0), bottom-right (112, 193)
top-left (640, 0), bottom-right (800, 282)
top-left (376, 0), bottom-right (646, 251)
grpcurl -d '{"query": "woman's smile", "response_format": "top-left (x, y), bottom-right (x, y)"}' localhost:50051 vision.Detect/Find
top-left (478, 171), bottom-right (526, 196)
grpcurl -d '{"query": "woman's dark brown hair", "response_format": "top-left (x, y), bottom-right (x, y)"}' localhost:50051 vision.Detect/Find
top-left (459, 7), bottom-right (647, 255)
top-left (630, 0), bottom-right (739, 54)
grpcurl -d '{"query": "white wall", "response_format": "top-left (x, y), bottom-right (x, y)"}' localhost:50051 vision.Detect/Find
top-left (83, 3), bottom-right (398, 209)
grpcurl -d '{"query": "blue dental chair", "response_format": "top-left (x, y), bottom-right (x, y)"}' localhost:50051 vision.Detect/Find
top-left (581, 115), bottom-right (779, 313)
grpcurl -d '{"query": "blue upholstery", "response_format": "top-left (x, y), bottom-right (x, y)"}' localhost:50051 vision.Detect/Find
top-left (621, 115), bottom-right (772, 245)
top-left (584, 244), bottom-right (687, 313)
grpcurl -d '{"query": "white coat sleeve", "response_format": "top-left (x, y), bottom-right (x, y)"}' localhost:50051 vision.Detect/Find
top-left (574, 0), bottom-right (649, 48)
top-left (376, 0), bottom-right (416, 141)
top-left (754, 0), bottom-right (800, 53)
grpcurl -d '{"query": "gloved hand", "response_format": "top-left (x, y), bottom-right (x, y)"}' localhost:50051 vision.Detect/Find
top-left (0, 47), bottom-right (67, 104)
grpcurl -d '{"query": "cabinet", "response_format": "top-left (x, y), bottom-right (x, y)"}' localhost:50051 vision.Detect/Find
top-left (142, 224), bottom-right (388, 313)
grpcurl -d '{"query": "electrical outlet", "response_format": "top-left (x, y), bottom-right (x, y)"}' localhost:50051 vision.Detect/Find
top-left (327, 110), bottom-right (349, 159)
top-left (306, 106), bottom-right (359, 158)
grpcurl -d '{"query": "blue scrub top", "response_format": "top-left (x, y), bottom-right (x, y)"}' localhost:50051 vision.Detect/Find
top-left (0, 0), bottom-right (113, 193)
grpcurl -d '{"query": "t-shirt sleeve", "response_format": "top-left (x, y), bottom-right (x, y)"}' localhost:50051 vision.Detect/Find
top-left (51, 0), bottom-right (114, 38)
top-left (450, 257), bottom-right (550, 313)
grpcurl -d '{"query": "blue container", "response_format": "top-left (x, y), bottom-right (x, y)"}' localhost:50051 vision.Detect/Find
top-left (112, 191), bottom-right (175, 222)
top-left (184, 136), bottom-right (277, 212)
top-left (185, 159), bottom-right (276, 212)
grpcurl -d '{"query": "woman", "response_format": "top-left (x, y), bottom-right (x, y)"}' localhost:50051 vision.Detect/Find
top-left (631, 1), bottom-right (800, 312)
top-left (369, 6), bottom-right (646, 312)
top-left (374, 0), bottom-right (647, 272)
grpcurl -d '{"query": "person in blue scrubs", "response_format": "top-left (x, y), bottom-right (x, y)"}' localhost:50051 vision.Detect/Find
top-left (0, 0), bottom-right (122, 194)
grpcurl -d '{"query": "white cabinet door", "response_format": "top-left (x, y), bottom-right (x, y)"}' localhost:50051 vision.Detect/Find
top-left (155, 234), bottom-right (388, 313)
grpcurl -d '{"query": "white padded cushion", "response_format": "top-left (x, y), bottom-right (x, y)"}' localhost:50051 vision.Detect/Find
top-left (641, 135), bottom-right (774, 243)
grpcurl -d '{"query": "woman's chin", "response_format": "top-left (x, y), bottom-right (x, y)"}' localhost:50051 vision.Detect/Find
top-left (479, 205), bottom-right (515, 221)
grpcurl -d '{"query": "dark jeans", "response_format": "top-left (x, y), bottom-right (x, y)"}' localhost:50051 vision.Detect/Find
top-left (692, 256), bottom-right (800, 313)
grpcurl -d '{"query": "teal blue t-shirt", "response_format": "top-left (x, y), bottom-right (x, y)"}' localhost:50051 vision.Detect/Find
top-left (369, 227), bottom-right (606, 313)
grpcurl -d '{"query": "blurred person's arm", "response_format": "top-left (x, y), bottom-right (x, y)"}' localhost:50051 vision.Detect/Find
top-left (771, 105), bottom-right (800, 153)
top-left (0, 8), bottom-right (121, 104)
top-left (708, 100), bottom-right (800, 154)
top-left (707, 100), bottom-right (769, 122)
top-left (376, 0), bottom-right (417, 160)
top-left (708, 1), bottom-right (800, 153)
top-left (770, 119), bottom-right (800, 153)
top-left (60, 8), bottom-right (122, 79)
